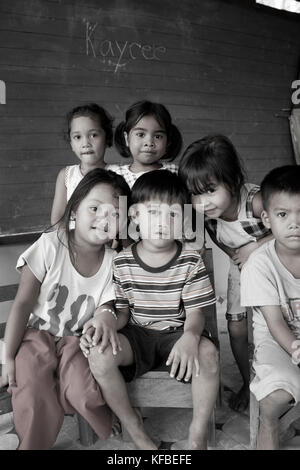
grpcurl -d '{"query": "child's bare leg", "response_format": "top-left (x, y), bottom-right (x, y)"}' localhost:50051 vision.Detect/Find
top-left (88, 334), bottom-right (157, 450)
top-left (227, 317), bottom-right (250, 411)
top-left (189, 337), bottom-right (220, 450)
top-left (257, 389), bottom-right (293, 450)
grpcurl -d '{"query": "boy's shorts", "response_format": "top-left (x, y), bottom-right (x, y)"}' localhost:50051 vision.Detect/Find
top-left (118, 324), bottom-right (213, 382)
top-left (251, 336), bottom-right (300, 403)
top-left (225, 260), bottom-right (247, 322)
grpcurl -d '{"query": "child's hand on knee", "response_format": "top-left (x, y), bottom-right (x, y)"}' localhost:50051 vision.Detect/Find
top-left (0, 359), bottom-right (17, 388)
top-left (82, 312), bottom-right (122, 356)
top-left (97, 330), bottom-right (122, 356)
top-left (80, 326), bottom-right (95, 357)
top-left (166, 333), bottom-right (200, 382)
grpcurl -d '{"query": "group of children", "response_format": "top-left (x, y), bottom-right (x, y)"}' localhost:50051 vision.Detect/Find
top-left (0, 99), bottom-right (299, 451)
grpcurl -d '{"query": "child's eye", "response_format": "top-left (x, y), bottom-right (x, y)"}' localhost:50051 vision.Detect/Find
top-left (170, 211), bottom-right (180, 218)
top-left (90, 206), bottom-right (98, 212)
top-left (207, 188), bottom-right (216, 194)
top-left (90, 132), bottom-right (99, 138)
top-left (136, 132), bottom-right (145, 138)
top-left (277, 211), bottom-right (287, 218)
top-left (148, 209), bottom-right (158, 215)
top-left (72, 135), bottom-right (81, 140)
top-left (155, 134), bottom-right (164, 140)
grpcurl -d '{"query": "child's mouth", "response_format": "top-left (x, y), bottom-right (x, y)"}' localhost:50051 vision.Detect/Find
top-left (205, 208), bottom-right (216, 215)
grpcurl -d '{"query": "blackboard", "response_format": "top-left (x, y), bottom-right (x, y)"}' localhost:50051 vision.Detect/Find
top-left (0, 0), bottom-right (299, 236)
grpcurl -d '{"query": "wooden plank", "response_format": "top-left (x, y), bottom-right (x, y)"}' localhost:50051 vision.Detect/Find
top-left (0, 322), bottom-right (6, 339)
top-left (0, 389), bottom-right (12, 415)
top-left (127, 373), bottom-right (193, 408)
top-left (0, 285), bottom-right (18, 302)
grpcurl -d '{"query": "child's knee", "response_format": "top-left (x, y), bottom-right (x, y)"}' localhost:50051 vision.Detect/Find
top-left (88, 346), bottom-right (116, 378)
top-left (259, 389), bottom-right (293, 419)
top-left (199, 339), bottom-right (219, 374)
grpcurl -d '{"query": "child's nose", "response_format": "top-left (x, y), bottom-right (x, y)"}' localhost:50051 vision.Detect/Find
top-left (289, 215), bottom-right (300, 228)
top-left (160, 212), bottom-right (171, 227)
top-left (144, 136), bottom-right (154, 147)
top-left (82, 135), bottom-right (91, 147)
top-left (193, 193), bottom-right (205, 206)
top-left (96, 208), bottom-right (109, 219)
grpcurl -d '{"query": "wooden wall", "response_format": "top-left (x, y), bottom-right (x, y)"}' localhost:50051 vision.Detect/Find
top-left (0, 0), bottom-right (299, 235)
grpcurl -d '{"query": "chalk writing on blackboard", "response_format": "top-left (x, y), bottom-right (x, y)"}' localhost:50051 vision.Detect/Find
top-left (85, 21), bottom-right (166, 73)
top-left (0, 80), bottom-right (6, 104)
top-left (292, 80), bottom-right (300, 105)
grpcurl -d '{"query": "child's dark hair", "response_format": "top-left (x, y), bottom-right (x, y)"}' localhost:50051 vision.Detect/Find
top-left (66, 103), bottom-right (114, 147)
top-left (261, 165), bottom-right (300, 210)
top-left (131, 170), bottom-right (189, 208)
top-left (59, 168), bottom-right (131, 262)
top-left (114, 100), bottom-right (182, 161)
top-left (179, 134), bottom-right (245, 198)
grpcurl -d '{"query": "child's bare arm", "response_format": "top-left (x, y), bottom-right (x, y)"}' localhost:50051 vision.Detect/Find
top-left (233, 232), bottom-right (274, 270)
top-left (166, 308), bottom-right (205, 382)
top-left (260, 305), bottom-right (298, 358)
top-left (252, 191), bottom-right (264, 219)
top-left (0, 266), bottom-right (41, 387)
top-left (50, 168), bottom-right (67, 226)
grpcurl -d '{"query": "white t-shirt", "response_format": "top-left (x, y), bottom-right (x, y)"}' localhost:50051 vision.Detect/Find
top-left (17, 230), bottom-right (115, 337)
top-left (241, 239), bottom-right (300, 344)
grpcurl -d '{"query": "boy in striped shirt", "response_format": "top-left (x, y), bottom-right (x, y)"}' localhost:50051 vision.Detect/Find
top-left (85, 170), bottom-right (219, 450)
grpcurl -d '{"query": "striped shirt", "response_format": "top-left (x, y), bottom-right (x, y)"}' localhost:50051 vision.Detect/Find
top-left (113, 242), bottom-right (216, 330)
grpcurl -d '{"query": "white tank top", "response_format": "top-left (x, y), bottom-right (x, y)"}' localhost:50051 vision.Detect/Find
top-left (65, 165), bottom-right (84, 201)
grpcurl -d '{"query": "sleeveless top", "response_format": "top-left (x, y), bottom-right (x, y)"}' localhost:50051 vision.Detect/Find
top-left (65, 165), bottom-right (84, 201)
top-left (205, 183), bottom-right (270, 249)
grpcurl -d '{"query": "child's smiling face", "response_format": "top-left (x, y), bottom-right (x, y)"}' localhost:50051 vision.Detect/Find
top-left (73, 183), bottom-right (121, 246)
top-left (262, 192), bottom-right (300, 253)
top-left (190, 179), bottom-right (235, 221)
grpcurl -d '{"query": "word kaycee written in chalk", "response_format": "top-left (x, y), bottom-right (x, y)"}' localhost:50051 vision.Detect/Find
top-left (0, 80), bottom-right (6, 104)
top-left (85, 21), bottom-right (166, 73)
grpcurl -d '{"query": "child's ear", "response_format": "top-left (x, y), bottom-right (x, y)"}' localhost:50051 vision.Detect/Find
top-left (128, 205), bottom-right (140, 241)
top-left (129, 205), bottom-right (139, 224)
top-left (261, 210), bottom-right (271, 229)
top-left (70, 139), bottom-right (76, 154)
top-left (124, 131), bottom-right (129, 147)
